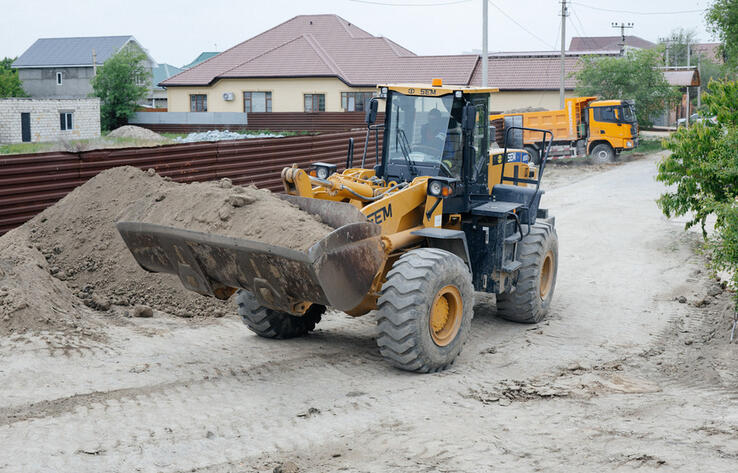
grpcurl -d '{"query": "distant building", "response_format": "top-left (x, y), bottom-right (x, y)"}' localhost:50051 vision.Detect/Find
top-left (182, 52), bottom-right (220, 69)
top-left (0, 98), bottom-right (100, 144)
top-left (568, 35), bottom-right (656, 52)
top-left (691, 43), bottom-right (723, 63)
top-left (150, 63), bottom-right (183, 108)
top-left (12, 36), bottom-right (155, 101)
top-left (469, 50), bottom-right (620, 112)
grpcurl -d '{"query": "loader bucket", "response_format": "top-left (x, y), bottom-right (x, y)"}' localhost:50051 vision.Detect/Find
top-left (116, 196), bottom-right (385, 314)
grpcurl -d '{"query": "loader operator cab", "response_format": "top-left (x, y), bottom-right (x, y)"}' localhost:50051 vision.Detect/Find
top-left (376, 84), bottom-right (491, 191)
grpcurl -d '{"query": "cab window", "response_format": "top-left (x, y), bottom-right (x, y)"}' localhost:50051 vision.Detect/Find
top-left (471, 101), bottom-right (489, 181)
top-left (593, 106), bottom-right (616, 122)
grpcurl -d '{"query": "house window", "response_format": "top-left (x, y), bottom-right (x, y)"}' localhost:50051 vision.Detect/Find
top-left (243, 91), bottom-right (272, 112)
top-left (190, 94), bottom-right (207, 112)
top-left (56, 72), bottom-right (63, 85)
top-left (59, 112), bottom-right (73, 130)
top-left (341, 92), bottom-right (375, 112)
top-left (304, 94), bottom-right (325, 112)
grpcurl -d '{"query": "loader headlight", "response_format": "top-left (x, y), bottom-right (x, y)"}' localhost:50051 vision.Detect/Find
top-left (312, 162), bottom-right (337, 180)
top-left (427, 178), bottom-right (458, 198)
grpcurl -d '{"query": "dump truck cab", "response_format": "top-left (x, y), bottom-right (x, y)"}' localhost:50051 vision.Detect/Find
top-left (587, 99), bottom-right (638, 155)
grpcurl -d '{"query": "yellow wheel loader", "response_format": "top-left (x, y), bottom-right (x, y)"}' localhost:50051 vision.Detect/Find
top-left (117, 82), bottom-right (558, 373)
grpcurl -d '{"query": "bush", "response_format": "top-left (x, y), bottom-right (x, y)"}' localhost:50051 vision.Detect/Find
top-left (656, 79), bottom-right (738, 295)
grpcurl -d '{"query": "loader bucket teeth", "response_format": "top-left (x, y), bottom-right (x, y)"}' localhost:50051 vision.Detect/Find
top-left (115, 200), bottom-right (385, 315)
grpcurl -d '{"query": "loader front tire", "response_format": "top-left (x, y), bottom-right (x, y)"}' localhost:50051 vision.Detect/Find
top-left (496, 221), bottom-right (558, 324)
top-left (236, 290), bottom-right (324, 339)
top-left (376, 248), bottom-right (474, 373)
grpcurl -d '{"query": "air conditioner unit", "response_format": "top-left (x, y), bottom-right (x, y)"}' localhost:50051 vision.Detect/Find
top-left (222, 92), bottom-right (235, 101)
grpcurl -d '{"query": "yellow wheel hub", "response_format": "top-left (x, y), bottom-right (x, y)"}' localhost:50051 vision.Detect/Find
top-left (429, 285), bottom-right (463, 347)
top-left (539, 250), bottom-right (554, 300)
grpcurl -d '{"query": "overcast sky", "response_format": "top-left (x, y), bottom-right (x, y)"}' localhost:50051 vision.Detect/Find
top-left (2, 0), bottom-right (717, 66)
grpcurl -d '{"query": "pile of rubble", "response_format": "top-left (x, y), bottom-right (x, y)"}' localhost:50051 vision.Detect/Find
top-left (174, 130), bottom-right (283, 143)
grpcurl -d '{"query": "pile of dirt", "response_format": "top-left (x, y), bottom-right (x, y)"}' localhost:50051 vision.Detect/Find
top-left (107, 125), bottom-right (164, 141)
top-left (1, 166), bottom-right (333, 335)
top-left (0, 228), bottom-right (99, 336)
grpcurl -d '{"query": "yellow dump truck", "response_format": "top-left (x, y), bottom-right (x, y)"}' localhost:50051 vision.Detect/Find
top-left (490, 97), bottom-right (638, 163)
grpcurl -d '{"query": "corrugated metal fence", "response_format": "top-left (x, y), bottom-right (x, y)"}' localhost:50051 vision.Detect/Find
top-left (0, 129), bottom-right (383, 234)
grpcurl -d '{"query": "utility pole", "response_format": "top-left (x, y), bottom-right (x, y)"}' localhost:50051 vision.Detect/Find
top-left (560, 0), bottom-right (567, 109)
top-left (92, 49), bottom-right (97, 76)
top-left (611, 22), bottom-right (634, 55)
top-left (697, 54), bottom-right (702, 109)
top-left (686, 43), bottom-right (691, 127)
top-left (482, 0), bottom-right (488, 88)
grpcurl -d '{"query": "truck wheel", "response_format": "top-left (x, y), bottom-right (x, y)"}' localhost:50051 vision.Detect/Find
top-left (236, 290), bottom-right (324, 339)
top-left (376, 248), bottom-right (474, 373)
top-left (496, 222), bottom-right (558, 324)
top-left (524, 146), bottom-right (540, 165)
top-left (590, 143), bottom-right (614, 163)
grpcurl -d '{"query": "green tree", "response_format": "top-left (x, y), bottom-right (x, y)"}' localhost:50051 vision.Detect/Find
top-left (0, 57), bottom-right (27, 97)
top-left (575, 48), bottom-right (680, 128)
top-left (656, 80), bottom-right (738, 297)
top-left (706, 0), bottom-right (738, 68)
top-left (91, 47), bottom-right (150, 131)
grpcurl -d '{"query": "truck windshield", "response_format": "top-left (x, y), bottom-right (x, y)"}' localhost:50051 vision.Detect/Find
top-left (386, 92), bottom-right (463, 178)
top-left (622, 104), bottom-right (636, 123)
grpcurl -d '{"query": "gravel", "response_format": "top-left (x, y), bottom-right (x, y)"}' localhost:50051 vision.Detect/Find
top-left (174, 130), bottom-right (283, 143)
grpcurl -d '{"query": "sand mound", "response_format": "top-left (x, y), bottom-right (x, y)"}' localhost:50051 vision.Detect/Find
top-left (0, 166), bottom-right (333, 335)
top-left (107, 125), bottom-right (164, 141)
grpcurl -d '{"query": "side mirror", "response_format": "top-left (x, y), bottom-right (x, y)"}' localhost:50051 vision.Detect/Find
top-left (462, 104), bottom-right (476, 133)
top-left (365, 99), bottom-right (379, 125)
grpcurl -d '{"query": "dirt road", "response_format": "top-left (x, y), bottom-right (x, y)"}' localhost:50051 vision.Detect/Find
top-left (1, 152), bottom-right (737, 472)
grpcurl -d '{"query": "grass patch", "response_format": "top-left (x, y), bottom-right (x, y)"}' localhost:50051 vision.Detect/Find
top-left (0, 142), bottom-right (59, 155)
top-left (623, 139), bottom-right (664, 155)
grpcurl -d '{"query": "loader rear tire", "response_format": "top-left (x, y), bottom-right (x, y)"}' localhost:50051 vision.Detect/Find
top-left (236, 290), bottom-right (324, 339)
top-left (496, 221), bottom-right (558, 324)
top-left (376, 248), bottom-right (474, 373)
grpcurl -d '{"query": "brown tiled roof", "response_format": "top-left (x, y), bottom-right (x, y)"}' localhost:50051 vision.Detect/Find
top-left (569, 36), bottom-right (655, 51)
top-left (692, 43), bottom-right (722, 63)
top-left (468, 52), bottom-right (618, 90)
top-left (162, 14), bottom-right (478, 87)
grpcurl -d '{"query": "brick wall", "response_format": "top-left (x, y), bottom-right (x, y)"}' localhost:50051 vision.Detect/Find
top-left (0, 98), bottom-right (101, 144)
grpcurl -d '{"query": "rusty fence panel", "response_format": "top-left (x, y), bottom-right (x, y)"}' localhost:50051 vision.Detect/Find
top-left (0, 129), bottom-right (383, 234)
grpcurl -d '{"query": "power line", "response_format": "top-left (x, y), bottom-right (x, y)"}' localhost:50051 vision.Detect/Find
top-left (569, 1), bottom-right (702, 15)
top-left (347, 0), bottom-right (471, 6)
top-left (488, 1), bottom-right (556, 50)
